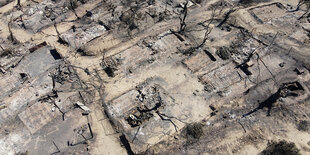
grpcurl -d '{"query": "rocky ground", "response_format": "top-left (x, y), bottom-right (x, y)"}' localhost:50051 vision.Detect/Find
top-left (0, 0), bottom-right (310, 154)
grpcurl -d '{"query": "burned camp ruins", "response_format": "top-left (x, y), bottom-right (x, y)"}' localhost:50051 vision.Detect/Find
top-left (1, 0), bottom-right (310, 154)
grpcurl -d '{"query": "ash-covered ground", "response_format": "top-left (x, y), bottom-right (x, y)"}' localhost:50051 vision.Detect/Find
top-left (0, 0), bottom-right (310, 154)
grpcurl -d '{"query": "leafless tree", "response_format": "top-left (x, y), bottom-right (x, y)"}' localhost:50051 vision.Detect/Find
top-left (288, 0), bottom-right (310, 13)
top-left (298, 1), bottom-right (310, 20)
top-left (297, 0), bottom-right (310, 10)
top-left (179, 0), bottom-right (189, 33)
top-left (54, 22), bottom-right (69, 45)
top-left (69, 0), bottom-right (80, 19)
top-left (198, 9), bottom-right (216, 48)
top-left (8, 12), bottom-right (16, 43)
top-left (16, 0), bottom-right (21, 8)
top-left (181, 8), bottom-right (216, 55)
top-left (217, 7), bottom-right (236, 28)
top-left (19, 15), bottom-right (26, 29)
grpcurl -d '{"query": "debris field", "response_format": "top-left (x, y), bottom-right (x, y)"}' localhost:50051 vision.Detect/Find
top-left (0, 0), bottom-right (310, 154)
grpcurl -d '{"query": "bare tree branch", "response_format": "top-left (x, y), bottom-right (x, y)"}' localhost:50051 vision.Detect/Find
top-left (16, 0), bottom-right (21, 9)
top-left (217, 7), bottom-right (236, 28)
top-left (70, 0), bottom-right (80, 19)
top-left (179, 0), bottom-right (189, 33)
top-left (8, 11), bottom-right (16, 43)
top-left (198, 9), bottom-right (216, 48)
top-left (298, 3), bottom-right (310, 20)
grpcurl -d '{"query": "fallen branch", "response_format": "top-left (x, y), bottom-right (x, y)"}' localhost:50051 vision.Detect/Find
top-left (51, 141), bottom-right (61, 155)
top-left (69, 123), bottom-right (94, 146)
top-left (54, 22), bottom-right (69, 45)
top-left (256, 53), bottom-right (277, 84)
top-left (298, 4), bottom-right (310, 20)
top-left (217, 7), bottom-right (236, 28)
top-left (0, 45), bottom-right (4, 52)
top-left (156, 111), bottom-right (179, 132)
top-left (132, 126), bottom-right (141, 143)
top-left (288, 0), bottom-right (309, 12)
top-left (238, 121), bottom-right (247, 133)
top-left (69, 0), bottom-right (80, 19)
top-left (52, 100), bottom-right (66, 121)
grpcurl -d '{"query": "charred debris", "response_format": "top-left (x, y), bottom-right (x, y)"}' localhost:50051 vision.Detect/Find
top-left (1, 0), bottom-right (310, 154)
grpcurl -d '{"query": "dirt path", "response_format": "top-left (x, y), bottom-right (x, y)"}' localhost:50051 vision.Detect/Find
top-left (88, 103), bottom-right (126, 155)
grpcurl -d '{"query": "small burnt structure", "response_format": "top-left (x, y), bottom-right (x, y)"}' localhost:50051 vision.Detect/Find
top-left (104, 79), bottom-right (178, 153)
